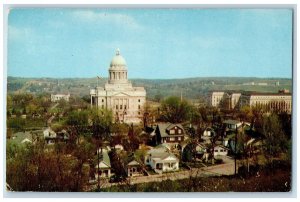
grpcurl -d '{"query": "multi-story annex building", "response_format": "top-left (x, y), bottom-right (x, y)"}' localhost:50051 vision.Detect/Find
top-left (90, 49), bottom-right (146, 124)
top-left (208, 91), bottom-right (241, 110)
top-left (208, 90), bottom-right (292, 114)
top-left (240, 91), bottom-right (292, 114)
top-left (208, 92), bottom-right (226, 107)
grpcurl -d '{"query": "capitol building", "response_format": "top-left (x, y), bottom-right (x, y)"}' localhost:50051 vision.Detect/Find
top-left (90, 49), bottom-right (146, 124)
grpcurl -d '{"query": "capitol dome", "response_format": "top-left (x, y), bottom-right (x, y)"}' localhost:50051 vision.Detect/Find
top-left (110, 48), bottom-right (127, 69)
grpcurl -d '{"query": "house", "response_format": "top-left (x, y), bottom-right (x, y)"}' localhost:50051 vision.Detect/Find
top-left (50, 93), bottom-right (70, 102)
top-left (114, 144), bottom-right (124, 151)
top-left (43, 128), bottom-right (69, 144)
top-left (144, 147), bottom-right (179, 174)
top-left (155, 123), bottom-right (185, 147)
top-left (213, 145), bottom-right (229, 157)
top-left (43, 128), bottom-right (57, 144)
top-left (223, 120), bottom-right (242, 130)
top-left (203, 127), bottom-right (215, 137)
top-left (95, 150), bottom-right (111, 178)
top-left (124, 154), bottom-right (144, 177)
top-left (201, 127), bottom-right (215, 143)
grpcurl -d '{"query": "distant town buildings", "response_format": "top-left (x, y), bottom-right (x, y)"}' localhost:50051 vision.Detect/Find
top-left (209, 92), bottom-right (226, 107)
top-left (51, 93), bottom-right (70, 102)
top-left (240, 91), bottom-right (292, 113)
top-left (90, 49), bottom-right (146, 124)
top-left (207, 90), bottom-right (292, 113)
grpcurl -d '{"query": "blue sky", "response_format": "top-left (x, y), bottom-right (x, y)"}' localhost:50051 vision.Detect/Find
top-left (8, 8), bottom-right (293, 79)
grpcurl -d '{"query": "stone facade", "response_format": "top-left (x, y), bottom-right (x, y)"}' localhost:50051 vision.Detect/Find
top-left (90, 49), bottom-right (146, 124)
top-left (240, 92), bottom-right (292, 114)
top-left (208, 90), bottom-right (292, 114)
top-left (209, 92), bottom-right (225, 107)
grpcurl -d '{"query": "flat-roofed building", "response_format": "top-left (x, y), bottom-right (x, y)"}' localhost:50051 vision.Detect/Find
top-left (208, 91), bottom-right (226, 107)
top-left (240, 91), bottom-right (292, 114)
top-left (207, 90), bottom-right (292, 114)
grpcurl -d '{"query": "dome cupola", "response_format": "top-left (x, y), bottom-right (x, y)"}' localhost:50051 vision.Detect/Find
top-left (109, 48), bottom-right (127, 70)
top-left (108, 49), bottom-right (128, 84)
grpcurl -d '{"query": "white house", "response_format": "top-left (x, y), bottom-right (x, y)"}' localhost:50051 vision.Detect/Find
top-left (95, 150), bottom-right (111, 178)
top-left (213, 145), bottom-right (229, 157)
top-left (43, 128), bottom-right (57, 144)
top-left (51, 93), bottom-right (70, 102)
top-left (203, 128), bottom-right (214, 137)
top-left (144, 148), bottom-right (179, 174)
top-left (223, 120), bottom-right (242, 130)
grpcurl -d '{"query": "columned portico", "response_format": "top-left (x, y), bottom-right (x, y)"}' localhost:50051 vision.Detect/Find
top-left (90, 49), bottom-right (146, 124)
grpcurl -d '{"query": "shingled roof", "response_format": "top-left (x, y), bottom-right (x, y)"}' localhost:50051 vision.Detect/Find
top-left (157, 123), bottom-right (185, 138)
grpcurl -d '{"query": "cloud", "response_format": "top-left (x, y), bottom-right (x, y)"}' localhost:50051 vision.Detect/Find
top-left (8, 25), bottom-right (34, 41)
top-left (71, 10), bottom-right (142, 30)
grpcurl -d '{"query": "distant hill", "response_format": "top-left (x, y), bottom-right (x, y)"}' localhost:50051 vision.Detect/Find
top-left (7, 76), bottom-right (292, 100)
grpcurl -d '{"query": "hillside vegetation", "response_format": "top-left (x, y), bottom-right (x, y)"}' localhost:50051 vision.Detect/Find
top-left (7, 76), bottom-right (292, 100)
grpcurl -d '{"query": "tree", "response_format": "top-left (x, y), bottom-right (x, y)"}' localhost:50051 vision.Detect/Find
top-left (154, 93), bottom-right (163, 102)
top-left (238, 106), bottom-right (253, 122)
top-left (261, 113), bottom-right (288, 165)
top-left (278, 112), bottom-right (292, 139)
top-left (66, 110), bottom-right (90, 145)
top-left (90, 108), bottom-right (113, 190)
top-left (160, 96), bottom-right (193, 123)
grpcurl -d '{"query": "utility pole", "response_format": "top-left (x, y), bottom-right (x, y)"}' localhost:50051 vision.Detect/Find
top-left (97, 140), bottom-right (100, 191)
top-left (235, 127), bottom-right (238, 176)
top-left (180, 90), bottom-right (183, 102)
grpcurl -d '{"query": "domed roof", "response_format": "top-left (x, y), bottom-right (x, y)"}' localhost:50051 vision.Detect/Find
top-left (110, 49), bottom-right (127, 69)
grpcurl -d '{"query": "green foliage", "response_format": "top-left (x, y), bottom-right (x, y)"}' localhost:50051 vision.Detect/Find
top-left (260, 113), bottom-right (289, 161)
top-left (160, 96), bottom-right (194, 123)
top-left (7, 118), bottom-right (26, 131)
top-left (6, 141), bottom-right (91, 191)
top-left (182, 144), bottom-right (195, 162)
top-left (67, 110), bottom-right (89, 126)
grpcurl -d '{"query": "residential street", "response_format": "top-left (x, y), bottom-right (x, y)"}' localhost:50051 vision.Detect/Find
top-left (86, 156), bottom-right (235, 191)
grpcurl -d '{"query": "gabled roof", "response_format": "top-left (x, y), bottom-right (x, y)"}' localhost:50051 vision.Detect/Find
top-left (223, 119), bottom-right (241, 125)
top-left (151, 152), bottom-right (177, 161)
top-left (147, 147), bottom-right (178, 162)
top-left (96, 150), bottom-right (111, 168)
top-left (214, 145), bottom-right (229, 150)
top-left (156, 123), bottom-right (185, 137)
top-left (127, 160), bottom-right (140, 166)
top-left (43, 128), bottom-right (57, 139)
